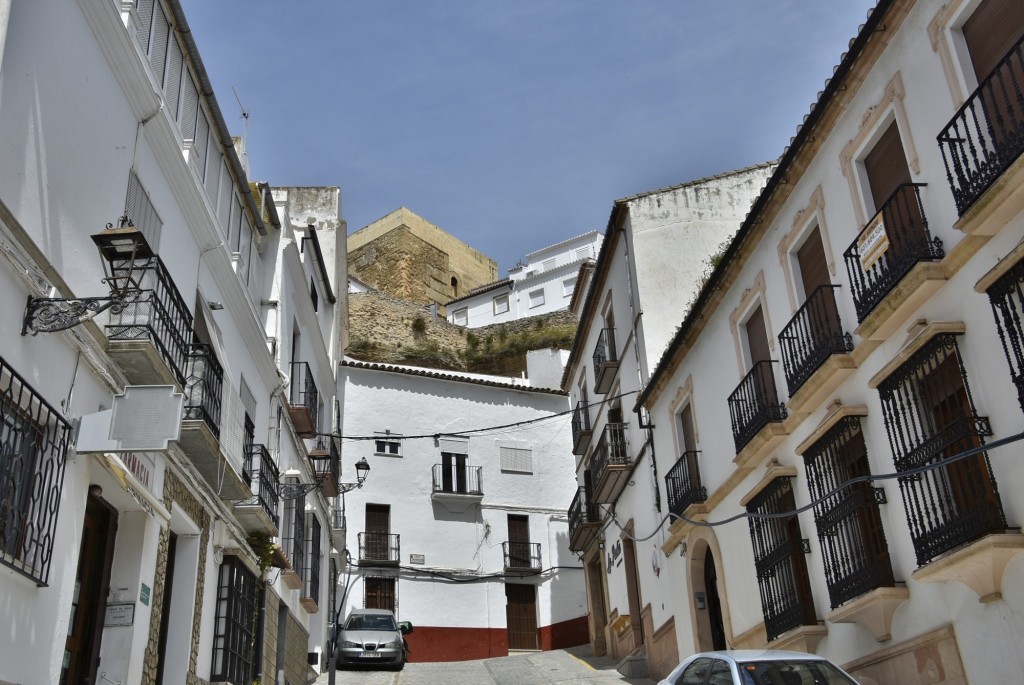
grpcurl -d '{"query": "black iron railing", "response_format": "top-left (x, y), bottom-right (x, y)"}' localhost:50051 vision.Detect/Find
top-left (305, 516), bottom-right (321, 605)
top-left (877, 333), bottom-right (1006, 566)
top-left (568, 486), bottom-right (599, 548)
top-left (331, 502), bottom-right (345, 531)
top-left (571, 400), bottom-right (592, 454)
top-left (244, 444), bottom-right (280, 529)
top-left (0, 355), bottom-right (71, 586)
top-left (665, 450), bottom-right (707, 518)
top-left (843, 184), bottom-right (943, 323)
top-left (746, 478), bottom-right (817, 642)
top-left (106, 256), bottom-right (193, 385)
top-left (778, 285), bottom-right (853, 395)
top-left (503, 541), bottom-right (541, 570)
top-left (938, 34), bottom-right (1024, 215)
top-left (210, 556), bottom-right (259, 684)
top-left (359, 532), bottom-right (400, 564)
top-left (803, 416), bottom-right (894, 609)
top-left (590, 422), bottom-right (630, 485)
top-left (986, 257), bottom-right (1024, 414)
top-left (286, 493), bottom-right (306, 578)
top-left (592, 328), bottom-right (617, 369)
top-left (289, 361), bottom-right (320, 429)
top-left (183, 343), bottom-right (223, 437)
top-left (728, 360), bottom-right (786, 453)
top-left (431, 463), bottom-right (483, 495)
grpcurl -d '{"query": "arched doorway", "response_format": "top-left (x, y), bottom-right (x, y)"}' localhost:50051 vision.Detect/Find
top-left (689, 540), bottom-right (728, 652)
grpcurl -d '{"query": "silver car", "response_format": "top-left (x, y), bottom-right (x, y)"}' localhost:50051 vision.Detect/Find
top-left (334, 608), bottom-right (413, 670)
top-left (658, 650), bottom-right (860, 685)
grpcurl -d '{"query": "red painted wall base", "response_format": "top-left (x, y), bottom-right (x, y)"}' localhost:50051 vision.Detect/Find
top-left (539, 615), bottom-right (590, 651)
top-left (404, 616), bottom-right (590, 662)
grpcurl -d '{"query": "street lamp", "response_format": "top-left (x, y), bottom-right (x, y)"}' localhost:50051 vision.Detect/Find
top-left (22, 216), bottom-right (155, 335)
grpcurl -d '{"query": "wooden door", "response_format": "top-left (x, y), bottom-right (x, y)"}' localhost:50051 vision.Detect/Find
top-left (62, 496), bottom-right (116, 685)
top-left (797, 228), bottom-right (840, 338)
top-left (780, 486), bottom-right (817, 629)
top-left (965, 0), bottom-right (1024, 151)
top-left (364, 576), bottom-right (396, 613)
top-left (745, 305), bottom-right (777, 403)
top-left (964, 0), bottom-right (1024, 82)
top-left (441, 452), bottom-right (467, 493)
top-left (507, 515), bottom-right (531, 568)
top-left (864, 122), bottom-right (912, 212)
top-left (365, 504), bottom-right (390, 561)
top-left (622, 536), bottom-right (644, 650)
top-left (505, 584), bottom-right (538, 650)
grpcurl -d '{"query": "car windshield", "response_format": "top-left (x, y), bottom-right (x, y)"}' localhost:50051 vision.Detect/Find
top-left (737, 660), bottom-right (857, 685)
top-left (344, 614), bottom-right (398, 631)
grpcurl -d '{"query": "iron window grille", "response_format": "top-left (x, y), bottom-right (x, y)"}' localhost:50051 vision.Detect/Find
top-left (0, 355), bottom-right (71, 586)
top-left (358, 532), bottom-right (400, 564)
top-left (210, 555), bottom-right (259, 685)
top-left (364, 574), bottom-right (398, 614)
top-left (778, 285), bottom-right (853, 395)
top-left (986, 257), bottom-right (1024, 414)
top-left (289, 361), bottom-right (320, 430)
top-left (877, 332), bottom-right (1006, 566)
top-left (242, 443), bottom-right (280, 529)
top-left (503, 541), bottom-right (542, 571)
top-left (803, 416), bottom-right (895, 609)
top-left (665, 450), bottom-right (707, 518)
top-left (571, 400), bottom-right (592, 452)
top-left (305, 514), bottom-right (321, 605)
top-left (568, 485), bottom-right (600, 551)
top-left (183, 343), bottom-right (223, 436)
top-left (938, 32), bottom-right (1024, 215)
top-left (746, 477), bottom-right (817, 642)
top-left (728, 360), bottom-right (787, 453)
top-left (284, 490), bottom-right (306, 577)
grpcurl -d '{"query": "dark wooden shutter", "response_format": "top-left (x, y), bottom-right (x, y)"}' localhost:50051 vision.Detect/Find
top-left (364, 577), bottom-right (396, 613)
top-left (864, 122), bottom-right (912, 212)
top-left (964, 0), bottom-right (1024, 82)
top-left (365, 504), bottom-right (390, 562)
top-left (745, 306), bottom-right (771, 366)
top-left (680, 404), bottom-right (696, 453)
top-left (796, 228), bottom-right (831, 299)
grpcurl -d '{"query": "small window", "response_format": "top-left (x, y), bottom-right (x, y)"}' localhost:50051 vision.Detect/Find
top-left (541, 258), bottom-right (556, 272)
top-left (493, 294), bottom-right (510, 315)
top-left (500, 446), bottom-right (533, 474)
top-left (453, 308), bottom-right (468, 326)
top-left (528, 289), bottom-right (545, 308)
top-left (374, 434), bottom-right (401, 456)
top-left (562, 276), bottom-right (576, 297)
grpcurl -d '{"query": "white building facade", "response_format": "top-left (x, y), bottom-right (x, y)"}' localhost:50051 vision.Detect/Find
top-left (561, 164), bottom-right (775, 678)
top-left (0, 2), bottom-right (343, 684)
top-left (632, 1), bottom-right (1024, 684)
top-left (447, 231), bottom-right (602, 327)
top-left (337, 360), bottom-right (588, 661)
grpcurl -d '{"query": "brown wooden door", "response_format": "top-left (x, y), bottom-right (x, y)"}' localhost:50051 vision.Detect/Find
top-left (864, 122), bottom-right (912, 213)
top-left (364, 576), bottom-right (396, 613)
top-left (507, 515), bottom-right (531, 567)
top-left (796, 227), bottom-right (841, 336)
top-left (365, 504), bottom-right (390, 561)
top-left (622, 536), bottom-right (644, 650)
top-left (964, 0), bottom-right (1024, 82)
top-left (837, 426), bottom-right (891, 575)
top-left (779, 486), bottom-right (817, 628)
top-left (505, 584), bottom-right (538, 650)
top-left (745, 306), bottom-right (771, 365)
top-left (62, 496), bottom-right (116, 685)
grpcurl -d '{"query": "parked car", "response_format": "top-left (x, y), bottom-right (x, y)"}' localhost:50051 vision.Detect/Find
top-left (333, 608), bottom-right (413, 670)
top-left (657, 650), bottom-right (860, 685)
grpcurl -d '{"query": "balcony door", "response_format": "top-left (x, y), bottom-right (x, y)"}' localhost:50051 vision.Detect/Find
top-left (797, 229), bottom-right (834, 305)
top-left (441, 452), bottom-right (468, 493)
top-left (507, 514), bottom-right (531, 568)
top-left (746, 304), bottom-right (776, 400)
top-left (366, 504), bottom-right (390, 561)
top-left (964, 0), bottom-right (1024, 83)
top-left (505, 584), bottom-right (538, 650)
top-left (865, 122), bottom-right (912, 214)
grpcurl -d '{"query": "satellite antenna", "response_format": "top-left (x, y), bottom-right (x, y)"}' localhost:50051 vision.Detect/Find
top-left (232, 86), bottom-right (250, 176)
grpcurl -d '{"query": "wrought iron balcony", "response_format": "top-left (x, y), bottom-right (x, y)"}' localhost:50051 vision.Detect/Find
top-left (571, 400), bottom-right (593, 455)
top-left (778, 285), bottom-right (853, 396)
top-left (843, 184), bottom-right (943, 323)
top-left (986, 257), bottom-right (1024, 414)
top-left (288, 361), bottom-right (319, 438)
top-left (589, 422), bottom-right (631, 503)
top-left (503, 541), bottom-right (541, 572)
top-left (938, 34), bottom-right (1024, 215)
top-left (105, 256), bottom-right (193, 387)
top-left (568, 486), bottom-right (601, 552)
top-left (235, 444), bottom-right (281, 536)
top-left (358, 532), bottom-right (400, 566)
top-left (665, 450), bottom-right (707, 519)
top-left (728, 360), bottom-right (787, 453)
top-left (431, 464), bottom-right (483, 496)
top-left (182, 343), bottom-right (223, 435)
top-left (592, 328), bottom-right (619, 394)
top-left (308, 434), bottom-right (341, 498)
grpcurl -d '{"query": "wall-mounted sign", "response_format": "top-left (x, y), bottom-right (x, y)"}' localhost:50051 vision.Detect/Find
top-left (105, 603), bottom-right (135, 627)
top-left (409, 554), bottom-right (425, 565)
top-left (606, 539), bottom-right (622, 574)
top-left (139, 583), bottom-right (151, 606)
top-left (857, 214), bottom-right (889, 272)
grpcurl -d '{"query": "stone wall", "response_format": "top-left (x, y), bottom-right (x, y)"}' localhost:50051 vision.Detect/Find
top-left (284, 610), bottom-right (310, 685)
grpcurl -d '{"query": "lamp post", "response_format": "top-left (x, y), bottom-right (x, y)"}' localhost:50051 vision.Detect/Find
top-left (22, 216), bottom-right (154, 335)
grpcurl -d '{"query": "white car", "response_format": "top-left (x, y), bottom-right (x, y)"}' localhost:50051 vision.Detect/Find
top-left (658, 650), bottom-right (860, 685)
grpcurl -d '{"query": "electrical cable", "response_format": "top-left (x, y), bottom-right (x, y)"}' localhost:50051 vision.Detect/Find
top-left (381, 564), bottom-right (585, 584)
top-left (602, 428), bottom-right (1024, 544)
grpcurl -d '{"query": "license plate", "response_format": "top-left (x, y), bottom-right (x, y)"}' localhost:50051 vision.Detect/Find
top-left (359, 652), bottom-right (382, 658)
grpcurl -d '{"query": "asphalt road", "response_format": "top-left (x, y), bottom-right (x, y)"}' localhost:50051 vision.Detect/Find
top-left (315, 646), bottom-right (659, 685)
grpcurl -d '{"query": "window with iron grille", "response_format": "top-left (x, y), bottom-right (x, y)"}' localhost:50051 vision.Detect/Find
top-left (282, 488), bottom-right (306, 577)
top-left (0, 356), bottom-right (71, 586)
top-left (802, 416), bottom-right (894, 609)
top-left (746, 477), bottom-right (816, 642)
top-left (124, 170), bottom-right (163, 251)
top-left (876, 333), bottom-right (1006, 566)
top-left (364, 575), bottom-right (397, 614)
top-left (305, 514), bottom-right (321, 606)
top-left (986, 257), bottom-right (1024, 414)
top-left (210, 555), bottom-right (259, 685)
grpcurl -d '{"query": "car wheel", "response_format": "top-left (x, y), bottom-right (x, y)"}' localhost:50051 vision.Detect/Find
top-left (395, 658), bottom-right (405, 671)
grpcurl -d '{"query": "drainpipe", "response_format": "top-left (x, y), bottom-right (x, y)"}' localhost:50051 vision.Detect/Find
top-left (0, 0), bottom-right (12, 75)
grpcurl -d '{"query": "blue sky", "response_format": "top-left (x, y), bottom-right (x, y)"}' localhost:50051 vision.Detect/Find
top-left (180, 1), bottom-right (876, 275)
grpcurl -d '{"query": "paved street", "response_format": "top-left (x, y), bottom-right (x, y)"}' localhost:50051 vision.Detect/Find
top-left (316, 646), bottom-right (659, 685)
